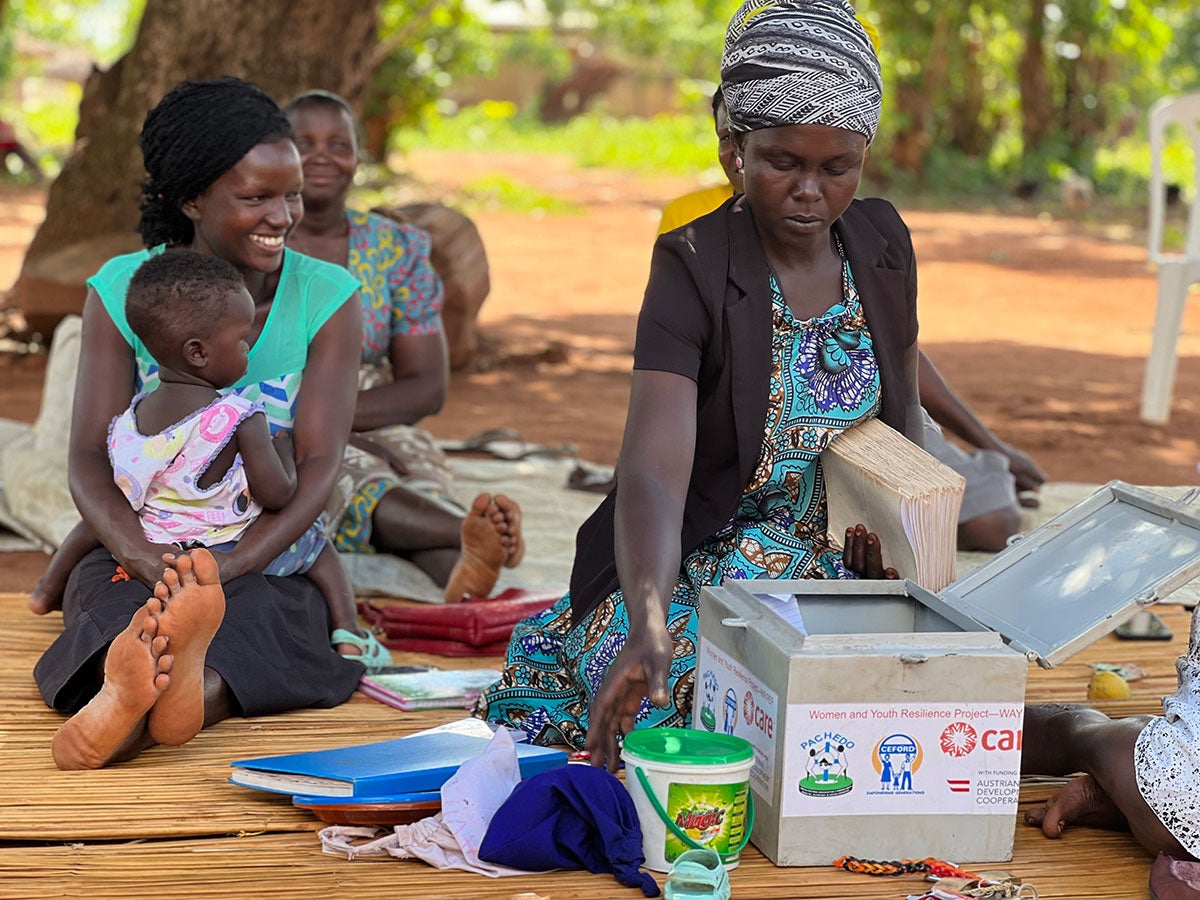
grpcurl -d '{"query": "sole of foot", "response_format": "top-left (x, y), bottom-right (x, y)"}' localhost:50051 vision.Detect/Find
top-left (494, 493), bottom-right (524, 569)
top-left (51, 603), bottom-right (173, 769)
top-left (443, 493), bottom-right (508, 602)
top-left (146, 549), bottom-right (226, 747)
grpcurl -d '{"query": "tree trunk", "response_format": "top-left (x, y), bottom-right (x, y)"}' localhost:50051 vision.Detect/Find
top-left (950, 33), bottom-right (988, 157)
top-left (15, 0), bottom-right (379, 332)
top-left (888, 10), bottom-right (951, 176)
top-left (1018, 0), bottom-right (1054, 154)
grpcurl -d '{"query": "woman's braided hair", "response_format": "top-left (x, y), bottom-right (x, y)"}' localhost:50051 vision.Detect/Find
top-left (137, 76), bottom-right (293, 247)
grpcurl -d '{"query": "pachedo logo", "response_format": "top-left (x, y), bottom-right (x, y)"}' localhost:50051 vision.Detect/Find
top-left (797, 732), bottom-right (854, 797)
top-left (699, 669), bottom-right (719, 732)
top-left (871, 733), bottom-right (924, 793)
top-left (939, 721), bottom-right (978, 758)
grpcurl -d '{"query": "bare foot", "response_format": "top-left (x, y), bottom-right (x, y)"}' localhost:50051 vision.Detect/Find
top-left (147, 549), bottom-right (225, 746)
top-left (443, 493), bottom-right (507, 602)
top-left (28, 575), bottom-right (66, 615)
top-left (50, 604), bottom-right (174, 769)
top-left (494, 493), bottom-right (525, 568)
top-left (1024, 774), bottom-right (1128, 838)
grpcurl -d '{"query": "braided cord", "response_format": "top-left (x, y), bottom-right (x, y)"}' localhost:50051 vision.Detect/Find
top-left (833, 856), bottom-right (981, 880)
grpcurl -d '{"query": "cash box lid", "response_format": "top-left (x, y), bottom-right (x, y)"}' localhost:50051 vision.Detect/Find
top-left (939, 482), bottom-right (1200, 667)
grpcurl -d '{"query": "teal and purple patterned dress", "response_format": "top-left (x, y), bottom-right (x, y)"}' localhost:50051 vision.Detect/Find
top-left (476, 240), bottom-right (881, 748)
top-left (327, 210), bottom-right (459, 552)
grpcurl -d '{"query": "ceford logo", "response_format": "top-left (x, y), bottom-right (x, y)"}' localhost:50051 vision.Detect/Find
top-left (742, 691), bottom-right (774, 739)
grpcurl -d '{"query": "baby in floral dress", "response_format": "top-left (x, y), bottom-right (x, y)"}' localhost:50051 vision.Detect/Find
top-left (35, 251), bottom-right (386, 665)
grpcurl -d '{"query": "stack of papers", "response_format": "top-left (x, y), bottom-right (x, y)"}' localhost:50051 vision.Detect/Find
top-left (822, 417), bottom-right (965, 590)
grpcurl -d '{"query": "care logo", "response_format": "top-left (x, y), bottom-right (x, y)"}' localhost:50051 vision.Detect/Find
top-left (939, 721), bottom-right (978, 758)
top-left (870, 733), bottom-right (924, 794)
top-left (742, 690), bottom-right (775, 739)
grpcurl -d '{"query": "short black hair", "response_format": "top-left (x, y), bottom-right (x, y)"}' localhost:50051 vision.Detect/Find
top-left (284, 88), bottom-right (355, 119)
top-left (284, 89), bottom-right (361, 153)
top-left (711, 85), bottom-right (725, 122)
top-left (138, 77), bottom-right (293, 248)
top-left (126, 250), bottom-right (246, 367)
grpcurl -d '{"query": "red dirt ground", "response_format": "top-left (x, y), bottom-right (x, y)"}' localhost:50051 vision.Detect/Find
top-left (1, 151), bottom-right (1197, 591)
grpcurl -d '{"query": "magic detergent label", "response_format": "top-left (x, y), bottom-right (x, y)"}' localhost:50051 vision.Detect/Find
top-left (664, 780), bottom-right (750, 863)
top-left (782, 702), bottom-right (1024, 817)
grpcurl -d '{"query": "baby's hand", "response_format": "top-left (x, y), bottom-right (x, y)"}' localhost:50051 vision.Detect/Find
top-left (272, 430), bottom-right (295, 461)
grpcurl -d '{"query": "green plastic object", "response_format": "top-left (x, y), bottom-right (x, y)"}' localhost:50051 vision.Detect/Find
top-left (622, 727), bottom-right (753, 766)
top-left (633, 766), bottom-right (755, 864)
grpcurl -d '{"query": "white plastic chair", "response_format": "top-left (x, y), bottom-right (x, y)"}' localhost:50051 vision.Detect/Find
top-left (1141, 92), bottom-right (1200, 424)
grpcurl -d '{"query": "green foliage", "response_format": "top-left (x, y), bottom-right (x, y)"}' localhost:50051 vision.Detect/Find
top-left (394, 102), bottom-right (719, 177)
top-left (366, 1), bottom-right (494, 138)
top-left (0, 0), bottom-right (144, 169)
top-left (543, 0), bottom-right (742, 79)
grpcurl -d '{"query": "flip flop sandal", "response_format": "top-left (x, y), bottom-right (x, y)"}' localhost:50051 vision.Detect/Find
top-left (331, 628), bottom-right (393, 670)
top-left (439, 428), bottom-right (524, 454)
top-left (664, 848), bottom-right (731, 900)
top-left (440, 429), bottom-right (576, 462)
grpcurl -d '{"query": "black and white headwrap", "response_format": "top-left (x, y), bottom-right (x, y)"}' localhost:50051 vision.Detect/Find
top-left (721, 0), bottom-right (882, 142)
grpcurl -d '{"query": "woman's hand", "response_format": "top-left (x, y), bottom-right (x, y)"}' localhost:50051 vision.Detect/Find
top-left (349, 433), bottom-right (409, 477)
top-left (998, 442), bottom-right (1046, 506)
top-left (843, 524), bottom-right (899, 579)
top-left (585, 624), bottom-right (674, 774)
top-left (116, 543), bottom-right (180, 588)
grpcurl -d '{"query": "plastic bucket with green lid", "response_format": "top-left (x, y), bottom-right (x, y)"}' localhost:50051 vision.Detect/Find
top-left (622, 727), bottom-right (755, 872)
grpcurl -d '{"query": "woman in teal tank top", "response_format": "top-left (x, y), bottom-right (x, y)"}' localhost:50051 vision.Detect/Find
top-left (33, 77), bottom-right (367, 769)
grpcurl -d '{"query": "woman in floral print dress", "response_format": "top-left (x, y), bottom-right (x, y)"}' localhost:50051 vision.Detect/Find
top-left (477, 2), bottom-right (925, 770)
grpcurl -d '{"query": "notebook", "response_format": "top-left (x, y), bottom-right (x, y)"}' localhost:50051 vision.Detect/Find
top-left (229, 730), bottom-right (566, 798)
top-left (821, 417), bottom-right (965, 591)
top-left (358, 668), bottom-right (501, 711)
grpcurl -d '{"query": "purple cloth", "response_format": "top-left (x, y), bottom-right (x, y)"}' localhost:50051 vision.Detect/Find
top-left (478, 764), bottom-right (661, 897)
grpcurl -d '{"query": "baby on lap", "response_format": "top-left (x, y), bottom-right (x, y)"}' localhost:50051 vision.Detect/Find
top-left (33, 250), bottom-right (387, 666)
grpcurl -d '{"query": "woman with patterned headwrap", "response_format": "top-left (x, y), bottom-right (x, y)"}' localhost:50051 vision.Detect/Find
top-left (476, 0), bottom-right (923, 770)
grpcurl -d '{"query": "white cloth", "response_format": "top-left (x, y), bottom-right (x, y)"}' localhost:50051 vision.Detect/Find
top-left (318, 727), bottom-right (529, 877)
top-left (1135, 605), bottom-right (1200, 857)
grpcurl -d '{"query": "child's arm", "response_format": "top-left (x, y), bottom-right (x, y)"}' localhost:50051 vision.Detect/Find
top-left (235, 412), bottom-right (297, 510)
top-left (29, 520), bottom-right (103, 614)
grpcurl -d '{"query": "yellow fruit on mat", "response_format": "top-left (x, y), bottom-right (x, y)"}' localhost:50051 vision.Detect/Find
top-left (1088, 670), bottom-right (1132, 700)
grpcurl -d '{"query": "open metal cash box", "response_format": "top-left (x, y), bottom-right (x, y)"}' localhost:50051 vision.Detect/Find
top-left (694, 482), bottom-right (1200, 866)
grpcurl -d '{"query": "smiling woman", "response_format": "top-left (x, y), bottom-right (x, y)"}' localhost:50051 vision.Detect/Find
top-left (29, 77), bottom-right (368, 770)
top-left (283, 90), bottom-right (524, 606)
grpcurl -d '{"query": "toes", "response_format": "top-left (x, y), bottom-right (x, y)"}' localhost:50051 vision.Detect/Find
top-left (188, 548), bottom-right (221, 585)
top-left (147, 595), bottom-right (165, 617)
top-left (174, 552), bottom-right (196, 586)
top-left (469, 492), bottom-right (491, 516)
top-left (141, 613), bottom-right (160, 642)
top-left (150, 634), bottom-right (169, 657)
top-left (161, 566), bottom-right (182, 597)
top-left (153, 580), bottom-right (170, 603)
top-left (153, 672), bottom-right (172, 692)
top-left (158, 653), bottom-right (175, 676)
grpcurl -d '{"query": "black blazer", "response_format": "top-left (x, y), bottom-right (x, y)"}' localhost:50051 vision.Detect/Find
top-left (568, 195), bottom-right (920, 623)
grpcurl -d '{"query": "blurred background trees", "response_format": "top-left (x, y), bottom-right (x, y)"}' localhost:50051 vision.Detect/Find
top-left (1, 0), bottom-right (1197, 215)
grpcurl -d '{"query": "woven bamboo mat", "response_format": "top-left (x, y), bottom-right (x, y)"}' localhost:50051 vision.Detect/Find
top-left (3, 592), bottom-right (1187, 898)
